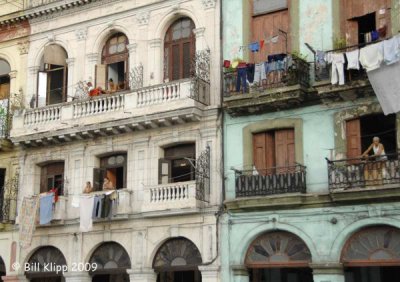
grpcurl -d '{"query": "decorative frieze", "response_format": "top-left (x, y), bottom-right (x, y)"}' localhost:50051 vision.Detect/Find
top-left (18, 41), bottom-right (30, 55)
top-left (75, 28), bottom-right (87, 41)
top-left (136, 12), bottom-right (150, 26)
top-left (201, 0), bottom-right (216, 9)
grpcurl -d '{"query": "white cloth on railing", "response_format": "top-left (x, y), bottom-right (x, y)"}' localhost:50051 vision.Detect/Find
top-left (79, 195), bottom-right (94, 232)
top-left (346, 49), bottom-right (360, 70)
top-left (359, 42), bottom-right (384, 72)
top-left (383, 37), bottom-right (400, 65)
top-left (367, 61), bottom-right (400, 115)
top-left (326, 53), bottom-right (345, 85)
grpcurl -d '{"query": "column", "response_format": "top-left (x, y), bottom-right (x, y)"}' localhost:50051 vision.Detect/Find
top-left (66, 58), bottom-right (75, 102)
top-left (148, 39), bottom-right (161, 85)
top-left (193, 27), bottom-right (206, 51)
top-left (86, 53), bottom-right (99, 84)
top-left (63, 271), bottom-right (92, 282)
top-left (127, 268), bottom-right (157, 282)
top-left (8, 71), bottom-right (17, 98)
top-left (198, 265), bottom-right (220, 282)
top-left (311, 263), bottom-right (345, 282)
top-left (27, 66), bottom-right (40, 106)
top-left (127, 43), bottom-right (142, 90)
top-left (232, 265), bottom-right (249, 282)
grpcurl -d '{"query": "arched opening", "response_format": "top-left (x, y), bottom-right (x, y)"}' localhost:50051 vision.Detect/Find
top-left (37, 45), bottom-right (68, 107)
top-left (164, 17), bottom-right (196, 82)
top-left (89, 242), bottom-right (131, 282)
top-left (153, 237), bottom-right (202, 282)
top-left (25, 246), bottom-right (67, 282)
top-left (0, 256), bottom-right (6, 282)
top-left (342, 226), bottom-right (400, 282)
top-left (0, 59), bottom-right (10, 138)
top-left (96, 33), bottom-right (129, 93)
top-left (245, 231), bottom-right (313, 282)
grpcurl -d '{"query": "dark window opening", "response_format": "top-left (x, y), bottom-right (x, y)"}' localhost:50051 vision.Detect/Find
top-left (107, 61), bottom-right (126, 91)
top-left (345, 267), bottom-right (400, 282)
top-left (159, 143), bottom-right (196, 184)
top-left (46, 64), bottom-right (66, 105)
top-left (0, 169), bottom-right (6, 222)
top-left (249, 268), bottom-right (313, 282)
top-left (157, 270), bottom-right (201, 282)
top-left (353, 12), bottom-right (376, 44)
top-left (93, 154), bottom-right (127, 191)
top-left (92, 273), bottom-right (129, 282)
top-left (0, 76), bottom-right (10, 101)
top-left (40, 162), bottom-right (64, 195)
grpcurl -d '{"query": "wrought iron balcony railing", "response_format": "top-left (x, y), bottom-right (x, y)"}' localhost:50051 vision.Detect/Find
top-left (327, 154), bottom-right (400, 191)
top-left (234, 164), bottom-right (307, 198)
top-left (0, 99), bottom-right (11, 139)
top-left (223, 56), bottom-right (310, 97)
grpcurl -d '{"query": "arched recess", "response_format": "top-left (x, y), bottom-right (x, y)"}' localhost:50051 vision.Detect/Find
top-left (341, 225), bottom-right (400, 282)
top-left (0, 256), bottom-right (6, 281)
top-left (89, 242), bottom-right (131, 282)
top-left (153, 237), bottom-right (202, 282)
top-left (37, 44), bottom-right (68, 107)
top-left (163, 17), bottom-right (196, 81)
top-left (245, 231), bottom-right (313, 282)
top-left (25, 246), bottom-right (67, 282)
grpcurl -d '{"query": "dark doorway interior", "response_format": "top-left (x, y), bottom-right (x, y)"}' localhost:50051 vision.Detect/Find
top-left (157, 270), bottom-right (201, 282)
top-left (345, 266), bottom-right (400, 282)
top-left (249, 267), bottom-right (313, 282)
top-left (92, 273), bottom-right (130, 282)
top-left (356, 12), bottom-right (376, 44)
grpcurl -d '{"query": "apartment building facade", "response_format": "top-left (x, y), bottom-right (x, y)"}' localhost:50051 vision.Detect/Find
top-left (0, 0), bottom-right (222, 281)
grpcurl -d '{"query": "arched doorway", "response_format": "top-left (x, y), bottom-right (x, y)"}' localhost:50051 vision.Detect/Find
top-left (25, 246), bottom-right (67, 282)
top-left (153, 237), bottom-right (202, 282)
top-left (98, 33), bottom-right (129, 92)
top-left (342, 226), bottom-right (400, 282)
top-left (37, 45), bottom-right (68, 107)
top-left (89, 242), bottom-right (131, 282)
top-left (164, 17), bottom-right (196, 82)
top-left (0, 256), bottom-right (6, 282)
top-left (245, 231), bottom-right (313, 282)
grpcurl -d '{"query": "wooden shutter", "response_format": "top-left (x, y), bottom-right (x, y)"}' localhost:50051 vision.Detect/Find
top-left (251, 9), bottom-right (289, 63)
top-left (275, 129), bottom-right (295, 173)
top-left (159, 159), bottom-right (171, 184)
top-left (95, 64), bottom-right (107, 89)
top-left (253, 132), bottom-right (275, 175)
top-left (346, 118), bottom-right (361, 159)
top-left (0, 82), bottom-right (10, 100)
top-left (40, 166), bottom-right (47, 193)
top-left (182, 42), bottom-right (191, 78)
top-left (93, 168), bottom-right (106, 191)
top-left (172, 44), bottom-right (180, 81)
top-left (37, 72), bottom-right (48, 107)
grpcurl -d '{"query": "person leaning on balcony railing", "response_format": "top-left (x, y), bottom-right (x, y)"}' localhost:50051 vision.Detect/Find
top-left (83, 181), bottom-right (93, 194)
top-left (361, 136), bottom-right (387, 185)
top-left (102, 176), bottom-right (115, 191)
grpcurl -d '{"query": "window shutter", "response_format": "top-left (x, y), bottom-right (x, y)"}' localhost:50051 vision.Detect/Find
top-left (40, 166), bottom-right (47, 193)
top-left (0, 82), bottom-right (10, 100)
top-left (275, 129), bottom-right (295, 173)
top-left (346, 119), bottom-right (361, 159)
top-left (172, 44), bottom-right (180, 81)
top-left (182, 42), bottom-right (191, 79)
top-left (253, 0), bottom-right (287, 15)
top-left (95, 64), bottom-right (107, 90)
top-left (37, 72), bottom-right (48, 107)
top-left (158, 158), bottom-right (171, 184)
top-left (93, 168), bottom-right (106, 191)
top-left (253, 133), bottom-right (267, 173)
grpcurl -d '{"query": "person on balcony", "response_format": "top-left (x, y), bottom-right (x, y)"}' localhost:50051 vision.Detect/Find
top-left (107, 79), bottom-right (118, 93)
top-left (102, 176), bottom-right (115, 191)
top-left (83, 181), bottom-right (93, 194)
top-left (362, 136), bottom-right (387, 161)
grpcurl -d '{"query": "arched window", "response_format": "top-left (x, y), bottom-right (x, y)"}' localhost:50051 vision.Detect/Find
top-left (25, 246), bottom-right (67, 281)
top-left (97, 33), bottom-right (129, 92)
top-left (153, 237), bottom-right (202, 282)
top-left (37, 45), bottom-right (68, 107)
top-left (89, 242), bottom-right (131, 281)
top-left (164, 18), bottom-right (196, 81)
top-left (0, 59), bottom-right (10, 100)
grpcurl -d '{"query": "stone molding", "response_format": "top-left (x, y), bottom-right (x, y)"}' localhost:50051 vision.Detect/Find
top-left (136, 11), bottom-right (150, 25)
top-left (201, 0), bottom-right (216, 9)
top-left (18, 41), bottom-right (30, 55)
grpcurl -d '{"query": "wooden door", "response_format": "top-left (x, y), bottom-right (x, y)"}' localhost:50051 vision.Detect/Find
top-left (253, 132), bottom-right (275, 175)
top-left (346, 118), bottom-right (361, 159)
top-left (275, 129), bottom-right (295, 173)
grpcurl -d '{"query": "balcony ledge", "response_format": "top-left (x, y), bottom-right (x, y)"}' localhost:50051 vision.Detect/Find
top-left (314, 79), bottom-right (374, 102)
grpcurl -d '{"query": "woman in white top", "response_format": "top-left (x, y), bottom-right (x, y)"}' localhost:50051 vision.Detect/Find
top-left (362, 136), bottom-right (387, 160)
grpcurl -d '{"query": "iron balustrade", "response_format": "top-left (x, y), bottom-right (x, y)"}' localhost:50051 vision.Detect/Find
top-left (327, 154), bottom-right (400, 191)
top-left (223, 56), bottom-right (310, 97)
top-left (0, 99), bottom-right (11, 139)
top-left (315, 62), bottom-right (367, 83)
top-left (235, 164), bottom-right (307, 197)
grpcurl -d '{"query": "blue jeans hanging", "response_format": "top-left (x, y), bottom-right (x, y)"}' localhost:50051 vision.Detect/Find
top-left (236, 67), bottom-right (247, 93)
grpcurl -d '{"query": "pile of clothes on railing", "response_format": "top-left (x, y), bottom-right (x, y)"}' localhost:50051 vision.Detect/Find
top-left (79, 190), bottom-right (118, 232)
top-left (224, 53), bottom-right (293, 93)
top-left (316, 33), bottom-right (400, 114)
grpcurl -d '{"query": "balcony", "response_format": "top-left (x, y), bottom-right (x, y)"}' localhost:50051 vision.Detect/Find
top-left (142, 181), bottom-right (206, 213)
top-left (11, 78), bottom-right (209, 147)
top-left (328, 155), bottom-right (400, 190)
top-left (234, 164), bottom-right (307, 198)
top-left (223, 56), bottom-right (310, 116)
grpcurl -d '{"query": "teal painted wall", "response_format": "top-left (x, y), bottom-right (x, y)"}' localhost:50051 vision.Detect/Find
top-left (224, 104), bottom-right (337, 200)
top-left (298, 0), bottom-right (334, 59)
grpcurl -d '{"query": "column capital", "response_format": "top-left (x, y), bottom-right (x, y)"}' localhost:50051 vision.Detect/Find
top-left (149, 39), bottom-right (162, 48)
top-left (127, 267), bottom-right (157, 280)
top-left (193, 27), bottom-right (206, 38)
top-left (231, 265), bottom-right (248, 276)
top-left (63, 271), bottom-right (91, 282)
top-left (198, 265), bottom-right (220, 279)
top-left (86, 53), bottom-right (99, 63)
top-left (66, 58), bottom-right (76, 66)
top-left (9, 70), bottom-right (17, 79)
top-left (28, 66), bottom-right (40, 75)
top-left (310, 263), bottom-right (344, 275)
top-left (127, 43), bottom-right (138, 52)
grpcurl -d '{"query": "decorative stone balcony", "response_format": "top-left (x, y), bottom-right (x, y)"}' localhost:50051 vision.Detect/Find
top-left (11, 78), bottom-right (209, 147)
top-left (142, 181), bottom-right (206, 213)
